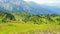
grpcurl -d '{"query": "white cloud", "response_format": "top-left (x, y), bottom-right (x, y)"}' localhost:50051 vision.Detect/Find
top-left (24, 0), bottom-right (60, 4)
top-left (24, 0), bottom-right (60, 7)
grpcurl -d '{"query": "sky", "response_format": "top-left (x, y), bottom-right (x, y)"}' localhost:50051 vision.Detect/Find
top-left (24, 0), bottom-right (60, 6)
top-left (24, 0), bottom-right (60, 4)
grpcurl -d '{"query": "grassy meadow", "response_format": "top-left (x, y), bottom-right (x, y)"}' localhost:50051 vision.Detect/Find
top-left (0, 23), bottom-right (60, 34)
top-left (0, 11), bottom-right (60, 34)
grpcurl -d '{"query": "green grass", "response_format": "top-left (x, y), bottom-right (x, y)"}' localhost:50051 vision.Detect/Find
top-left (0, 8), bottom-right (60, 34)
top-left (0, 23), bottom-right (39, 34)
top-left (0, 23), bottom-right (60, 34)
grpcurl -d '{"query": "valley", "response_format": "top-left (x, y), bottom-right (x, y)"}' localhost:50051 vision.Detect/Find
top-left (0, 11), bottom-right (60, 34)
top-left (0, 0), bottom-right (60, 34)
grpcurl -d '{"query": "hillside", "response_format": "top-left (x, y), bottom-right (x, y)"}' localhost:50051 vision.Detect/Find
top-left (0, 11), bottom-right (15, 22)
top-left (0, 11), bottom-right (60, 34)
top-left (0, 11), bottom-right (60, 25)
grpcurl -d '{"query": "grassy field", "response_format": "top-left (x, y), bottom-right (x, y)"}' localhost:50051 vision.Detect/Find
top-left (0, 23), bottom-right (60, 34)
top-left (0, 5), bottom-right (60, 34)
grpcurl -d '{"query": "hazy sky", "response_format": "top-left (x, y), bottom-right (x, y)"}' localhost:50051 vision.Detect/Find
top-left (24, 0), bottom-right (60, 4)
top-left (24, 0), bottom-right (60, 6)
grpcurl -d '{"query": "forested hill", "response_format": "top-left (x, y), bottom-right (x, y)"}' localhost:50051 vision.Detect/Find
top-left (0, 11), bottom-right (15, 22)
top-left (0, 11), bottom-right (60, 25)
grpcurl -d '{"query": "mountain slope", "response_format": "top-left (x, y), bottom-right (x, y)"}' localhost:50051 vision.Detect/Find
top-left (0, 0), bottom-right (60, 15)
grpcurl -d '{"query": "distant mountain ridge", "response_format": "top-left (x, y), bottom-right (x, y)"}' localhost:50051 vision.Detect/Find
top-left (0, 0), bottom-right (60, 15)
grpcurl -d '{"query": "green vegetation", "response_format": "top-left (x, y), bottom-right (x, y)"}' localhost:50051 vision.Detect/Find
top-left (0, 11), bottom-right (60, 25)
top-left (0, 23), bottom-right (60, 34)
top-left (0, 11), bottom-right (60, 34)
